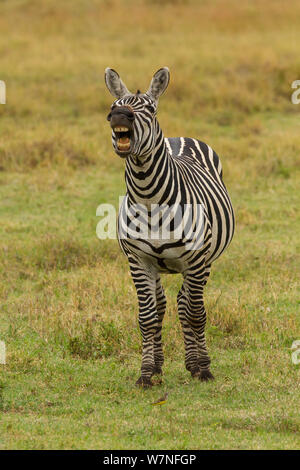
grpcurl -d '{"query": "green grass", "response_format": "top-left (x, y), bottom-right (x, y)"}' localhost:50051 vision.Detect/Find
top-left (0, 0), bottom-right (300, 449)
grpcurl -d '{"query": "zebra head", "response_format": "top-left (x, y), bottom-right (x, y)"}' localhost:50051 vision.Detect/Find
top-left (105, 67), bottom-right (170, 160)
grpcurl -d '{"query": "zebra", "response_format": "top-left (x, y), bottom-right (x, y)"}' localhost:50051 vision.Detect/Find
top-left (104, 67), bottom-right (235, 388)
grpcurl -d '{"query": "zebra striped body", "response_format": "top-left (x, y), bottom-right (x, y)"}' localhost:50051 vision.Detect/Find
top-left (105, 67), bottom-right (234, 387)
top-left (119, 136), bottom-right (234, 272)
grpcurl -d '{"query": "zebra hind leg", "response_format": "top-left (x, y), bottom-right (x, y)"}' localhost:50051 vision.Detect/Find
top-left (151, 276), bottom-right (166, 380)
top-left (177, 282), bottom-right (201, 377)
top-left (195, 267), bottom-right (214, 381)
top-left (180, 272), bottom-right (214, 381)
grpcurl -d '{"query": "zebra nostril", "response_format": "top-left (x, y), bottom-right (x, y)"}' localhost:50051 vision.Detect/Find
top-left (107, 112), bottom-right (112, 121)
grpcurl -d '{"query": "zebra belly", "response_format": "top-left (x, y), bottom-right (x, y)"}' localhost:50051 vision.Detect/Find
top-left (118, 236), bottom-right (210, 274)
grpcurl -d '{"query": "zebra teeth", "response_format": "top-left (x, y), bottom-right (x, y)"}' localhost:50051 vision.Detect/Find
top-left (117, 135), bottom-right (131, 150)
top-left (114, 126), bottom-right (129, 132)
top-left (117, 141), bottom-right (130, 150)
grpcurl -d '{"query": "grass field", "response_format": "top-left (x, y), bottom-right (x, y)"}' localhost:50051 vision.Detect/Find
top-left (0, 0), bottom-right (299, 450)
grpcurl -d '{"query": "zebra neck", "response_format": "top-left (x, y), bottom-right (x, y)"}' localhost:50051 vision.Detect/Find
top-left (125, 130), bottom-right (174, 207)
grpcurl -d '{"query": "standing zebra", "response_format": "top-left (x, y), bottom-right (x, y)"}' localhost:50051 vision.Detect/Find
top-left (104, 67), bottom-right (234, 388)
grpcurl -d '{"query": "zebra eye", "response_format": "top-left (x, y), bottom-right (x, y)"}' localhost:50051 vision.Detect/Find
top-left (107, 104), bottom-right (117, 120)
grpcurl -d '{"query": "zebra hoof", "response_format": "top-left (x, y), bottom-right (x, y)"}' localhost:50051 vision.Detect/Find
top-left (199, 370), bottom-right (214, 381)
top-left (151, 366), bottom-right (163, 376)
top-left (151, 367), bottom-right (163, 384)
top-left (135, 376), bottom-right (153, 388)
top-left (190, 367), bottom-right (201, 378)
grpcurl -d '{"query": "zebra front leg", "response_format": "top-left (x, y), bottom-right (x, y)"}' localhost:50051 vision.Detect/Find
top-left (185, 273), bottom-right (214, 381)
top-left (177, 282), bottom-right (200, 377)
top-left (130, 261), bottom-right (158, 388)
top-left (152, 276), bottom-right (166, 377)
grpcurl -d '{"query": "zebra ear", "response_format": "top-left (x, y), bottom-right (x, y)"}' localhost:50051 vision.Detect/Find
top-left (104, 68), bottom-right (130, 99)
top-left (146, 67), bottom-right (170, 102)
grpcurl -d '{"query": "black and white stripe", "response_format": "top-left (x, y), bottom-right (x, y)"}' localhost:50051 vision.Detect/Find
top-left (105, 67), bottom-right (234, 387)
